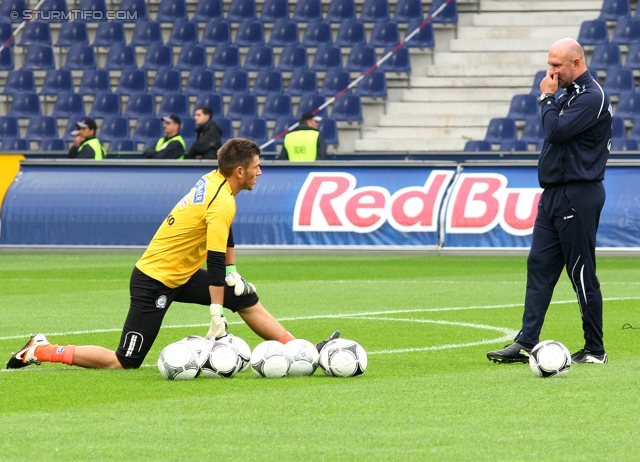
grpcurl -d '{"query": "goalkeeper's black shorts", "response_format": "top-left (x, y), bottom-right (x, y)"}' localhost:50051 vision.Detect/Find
top-left (115, 267), bottom-right (259, 369)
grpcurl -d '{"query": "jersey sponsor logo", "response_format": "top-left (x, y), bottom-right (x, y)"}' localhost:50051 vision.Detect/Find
top-left (193, 177), bottom-right (207, 204)
top-left (156, 295), bottom-right (168, 309)
top-left (178, 193), bottom-right (191, 209)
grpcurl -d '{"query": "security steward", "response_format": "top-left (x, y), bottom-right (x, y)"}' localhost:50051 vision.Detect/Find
top-left (143, 114), bottom-right (186, 159)
top-left (280, 112), bottom-right (327, 161)
top-left (68, 118), bottom-right (106, 160)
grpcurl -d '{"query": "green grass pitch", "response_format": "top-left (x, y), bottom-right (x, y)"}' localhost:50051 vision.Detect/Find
top-left (1, 253), bottom-right (640, 461)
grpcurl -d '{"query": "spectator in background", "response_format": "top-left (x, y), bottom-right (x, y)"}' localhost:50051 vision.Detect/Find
top-left (185, 106), bottom-right (222, 159)
top-left (280, 112), bottom-right (326, 161)
top-left (68, 118), bottom-right (106, 160)
top-left (143, 114), bottom-right (186, 159)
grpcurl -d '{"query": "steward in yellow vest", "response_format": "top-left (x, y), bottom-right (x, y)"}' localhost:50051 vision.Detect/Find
top-left (68, 118), bottom-right (107, 160)
top-left (143, 115), bottom-right (187, 159)
top-left (280, 112), bottom-right (327, 161)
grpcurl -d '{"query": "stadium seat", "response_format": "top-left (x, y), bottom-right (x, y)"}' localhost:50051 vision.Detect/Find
top-left (393, 0), bottom-right (423, 22)
top-left (529, 70), bottom-right (547, 96)
top-left (271, 117), bottom-right (297, 143)
top-left (499, 140), bottom-right (529, 152)
top-left (51, 91), bottom-right (85, 118)
top-left (78, 0), bottom-right (108, 20)
top-left (627, 118), bottom-right (640, 142)
top-left (40, 69), bottom-right (74, 95)
top-left (209, 44), bottom-right (241, 70)
top-left (1, 139), bottom-right (28, 150)
top-left (192, 0), bottom-right (223, 22)
top-left (214, 117), bottom-right (233, 143)
top-left (427, 0), bottom-right (458, 24)
top-left (0, 0), bottom-right (25, 22)
top-left (2, 70), bottom-right (36, 94)
top-left (174, 43), bottom-right (207, 70)
top-left (55, 22), bottom-right (89, 47)
top-left (301, 20), bottom-right (333, 46)
top-left (335, 19), bottom-right (366, 47)
top-left (130, 21), bottom-right (162, 46)
top-left (0, 23), bottom-right (13, 45)
top-left (483, 117), bottom-right (517, 144)
top-left (131, 117), bottom-right (163, 146)
top-left (115, 69), bottom-right (147, 94)
top-left (405, 19), bottom-right (435, 48)
top-left (252, 69), bottom-right (284, 95)
top-left (610, 138), bottom-right (638, 150)
top-left (88, 92), bottom-right (121, 117)
top-left (296, 94), bottom-right (327, 117)
top-left (329, 94), bottom-right (362, 121)
top-left (103, 43), bottom-right (137, 70)
top-left (603, 67), bottom-right (635, 96)
top-left (611, 115), bottom-right (626, 139)
top-left (184, 68), bottom-right (216, 95)
top-left (8, 92), bottom-right (41, 117)
top-left (62, 120), bottom-right (79, 141)
top-left (623, 43), bottom-right (640, 70)
top-left (18, 22), bottom-right (52, 46)
top-left (63, 45), bottom-right (96, 70)
top-left (123, 93), bottom-right (155, 117)
top-left (354, 70), bottom-right (387, 97)
top-left (243, 44), bottom-right (275, 70)
top-left (78, 69), bottom-right (111, 95)
top-left (379, 45), bottom-right (411, 72)
top-left (268, 19), bottom-right (299, 46)
top-left (0, 48), bottom-right (13, 70)
top-left (261, 93), bottom-right (293, 119)
top-left (588, 43), bottom-right (622, 72)
top-left (22, 45), bottom-right (55, 70)
top-left (93, 22), bottom-right (125, 46)
top-left (218, 68), bottom-right (250, 95)
top-left (0, 116), bottom-right (19, 138)
top-left (117, 0), bottom-right (148, 22)
top-left (310, 44), bottom-right (343, 71)
top-left (109, 139), bottom-right (136, 151)
top-left (369, 20), bottom-right (400, 47)
top-left (201, 20), bottom-right (231, 46)
top-left (599, 0), bottom-right (631, 21)
top-left (37, 0), bottom-right (69, 22)
top-left (506, 94), bottom-right (540, 121)
top-left (320, 70), bottom-right (351, 96)
top-left (277, 45), bottom-right (308, 71)
top-left (180, 117), bottom-right (197, 146)
top-left (141, 44), bottom-right (173, 70)
top-left (291, 0), bottom-right (323, 22)
top-left (359, 0), bottom-right (389, 22)
top-left (464, 140), bottom-right (492, 151)
top-left (234, 20), bottom-right (264, 46)
top-left (226, 94), bottom-right (259, 119)
top-left (166, 20), bottom-right (199, 46)
top-left (25, 116), bottom-right (58, 140)
top-left (286, 68), bottom-right (318, 95)
top-left (326, 0), bottom-right (356, 23)
top-left (194, 94), bottom-right (224, 117)
top-left (577, 19), bottom-right (609, 47)
top-left (226, 0), bottom-right (257, 22)
top-left (40, 138), bottom-right (66, 150)
top-left (99, 116), bottom-right (130, 141)
top-left (237, 117), bottom-right (269, 145)
top-left (520, 118), bottom-right (545, 146)
top-left (611, 18), bottom-right (640, 45)
top-left (149, 68), bottom-right (182, 95)
top-left (615, 90), bottom-right (640, 119)
top-left (259, 0), bottom-right (290, 22)
top-left (319, 118), bottom-right (339, 145)
top-left (159, 93), bottom-right (190, 118)
top-left (156, 0), bottom-right (187, 22)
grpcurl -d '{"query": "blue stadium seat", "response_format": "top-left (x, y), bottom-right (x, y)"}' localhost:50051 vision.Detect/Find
top-left (379, 45), bottom-right (411, 72)
top-left (286, 68), bottom-right (318, 95)
top-left (115, 69), bottom-right (147, 94)
top-left (320, 69), bottom-right (351, 96)
top-left (22, 45), bottom-right (55, 70)
top-left (131, 117), bottom-right (163, 146)
top-left (100, 116), bottom-right (130, 141)
top-left (18, 22), bottom-right (52, 46)
top-left (271, 117), bottom-right (297, 143)
top-left (427, 0), bottom-right (458, 24)
top-left (325, 0), bottom-right (356, 23)
top-left (483, 117), bottom-right (517, 144)
top-left (109, 139), bottom-right (136, 151)
top-left (175, 43), bottom-right (207, 70)
top-left (319, 118), bottom-right (339, 145)
top-left (615, 90), bottom-right (640, 119)
top-left (0, 116), bottom-right (19, 138)
top-left (63, 120), bottom-right (79, 141)
top-left (268, 19), bottom-right (299, 46)
top-left (296, 94), bottom-right (327, 117)
top-left (1, 139), bottom-right (28, 150)
top-left (37, 0), bottom-right (69, 22)
top-left (599, 0), bottom-right (631, 21)
top-left (589, 43), bottom-right (622, 71)
top-left (218, 68), bottom-right (250, 94)
top-left (192, 0), bottom-right (223, 22)
top-left (226, 94), bottom-right (259, 119)
top-left (55, 22), bottom-right (89, 47)
top-left (8, 92), bottom-right (41, 117)
top-left (506, 94), bottom-right (540, 121)
top-left (78, 0), bottom-right (108, 21)
top-left (0, 0), bottom-right (25, 23)
top-left (63, 45), bottom-right (96, 70)
top-left (209, 43), bottom-right (241, 70)
top-left (261, 93), bottom-right (292, 119)
top-left (180, 117), bottom-right (197, 146)
top-left (117, 0), bottom-right (148, 22)
top-left (335, 19), bottom-right (366, 47)
top-left (103, 43), bottom-right (137, 70)
top-left (40, 138), bottom-right (66, 151)
top-left (344, 44), bottom-right (377, 72)
top-left (611, 18), bottom-right (640, 45)
top-left (184, 68), bottom-right (216, 95)
top-left (301, 20), bottom-right (333, 46)
top-left (159, 93), bottom-right (190, 118)
top-left (123, 93), bottom-right (155, 117)
top-left (610, 138), bottom-right (638, 150)
top-left (243, 44), bottom-right (275, 70)
top-left (520, 118), bottom-right (545, 146)
top-left (166, 20), bottom-right (199, 45)
top-left (369, 20), bottom-right (400, 47)
top-left (603, 67), bottom-right (635, 96)
top-left (201, 20), bottom-right (231, 46)
top-left (0, 48), bottom-right (13, 70)
top-left (577, 19), bottom-right (609, 46)
top-left (130, 21), bottom-right (162, 46)
top-left (464, 140), bottom-right (492, 151)
top-left (612, 115), bottom-right (626, 138)
top-left (359, 0), bottom-right (389, 22)
top-left (277, 45), bottom-right (308, 71)
top-left (194, 94), bottom-right (224, 117)
top-left (93, 22), bottom-right (125, 46)
top-left (51, 91), bottom-right (85, 118)
top-left (310, 44), bottom-right (343, 71)
top-left (226, 0), bottom-right (257, 22)
top-left (291, 0), bottom-right (323, 22)
top-left (529, 70), bottom-right (546, 96)
top-left (393, 0), bottom-right (423, 22)
top-left (214, 117), bottom-right (233, 143)
top-left (499, 140), bottom-right (529, 152)
top-left (88, 92), bottom-right (121, 117)
top-left (156, 0), bottom-right (187, 22)
top-left (627, 118), bottom-right (640, 142)
top-left (149, 68), bottom-right (182, 95)
top-left (624, 43), bottom-right (640, 70)
top-left (354, 70), bottom-right (387, 97)
top-left (234, 20), bottom-right (264, 46)
top-left (141, 44), bottom-right (173, 70)
top-left (2, 70), bottom-right (36, 94)
top-left (0, 23), bottom-right (13, 45)
top-left (78, 69), bottom-right (111, 95)
top-left (40, 69), bottom-right (74, 95)
top-left (259, 0), bottom-right (290, 22)
top-left (330, 94), bottom-right (362, 121)
top-left (25, 116), bottom-right (58, 140)
top-left (237, 117), bottom-right (269, 145)
top-left (405, 19), bottom-right (435, 48)
top-left (252, 69), bottom-right (284, 95)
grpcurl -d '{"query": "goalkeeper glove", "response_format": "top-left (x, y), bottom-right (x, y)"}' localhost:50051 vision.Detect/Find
top-left (205, 303), bottom-right (228, 339)
top-left (225, 267), bottom-right (256, 297)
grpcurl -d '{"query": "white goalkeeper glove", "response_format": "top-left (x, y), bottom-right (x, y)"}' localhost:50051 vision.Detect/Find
top-left (205, 303), bottom-right (228, 339)
top-left (225, 271), bottom-right (256, 297)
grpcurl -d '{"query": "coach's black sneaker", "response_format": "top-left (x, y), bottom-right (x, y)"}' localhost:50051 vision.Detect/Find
top-left (487, 342), bottom-right (532, 364)
top-left (315, 331), bottom-right (340, 353)
top-left (6, 334), bottom-right (49, 369)
top-left (571, 349), bottom-right (608, 364)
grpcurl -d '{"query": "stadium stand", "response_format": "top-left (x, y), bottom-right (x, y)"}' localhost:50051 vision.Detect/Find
top-left (183, 68), bottom-right (216, 95)
top-left (158, 93), bottom-right (190, 118)
top-left (268, 19), bottom-right (299, 46)
top-left (259, 0), bottom-right (290, 22)
top-left (286, 69), bottom-right (318, 95)
top-left (464, 140), bottom-right (492, 151)
top-left (117, 0), bottom-right (149, 22)
top-left (261, 93), bottom-right (293, 119)
top-left (226, 0), bottom-right (257, 22)
top-left (236, 117), bottom-right (270, 146)
top-left (40, 69), bottom-right (74, 95)
top-left (291, 0), bottom-right (323, 23)
top-left (599, 0), bottom-right (631, 21)
top-left (277, 45), bottom-right (308, 71)
top-left (359, 0), bottom-right (390, 22)
top-left (155, 0), bottom-right (188, 22)
top-left (588, 43), bottom-right (622, 72)
top-left (3, 70), bottom-right (36, 94)
top-left (192, 0), bottom-right (223, 22)
top-left (483, 117), bottom-right (517, 145)
top-left (194, 94), bottom-right (224, 118)
top-left (326, 0), bottom-right (356, 23)
top-left (252, 68), bottom-right (284, 95)
top-left (201, 20), bottom-right (232, 46)
top-left (0, 116), bottom-right (20, 139)
top-left (77, 69), bottom-right (111, 95)
top-left (393, 0), bottom-right (423, 22)
top-left (610, 18), bottom-right (640, 45)
top-left (88, 92), bottom-right (122, 118)
top-left (301, 20), bottom-right (333, 46)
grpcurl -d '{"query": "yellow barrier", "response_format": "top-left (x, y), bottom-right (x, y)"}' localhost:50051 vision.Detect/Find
top-left (0, 154), bottom-right (25, 208)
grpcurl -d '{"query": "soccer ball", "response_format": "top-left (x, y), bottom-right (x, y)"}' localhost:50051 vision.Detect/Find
top-left (529, 340), bottom-right (571, 378)
top-left (179, 335), bottom-right (211, 369)
top-left (218, 334), bottom-right (252, 372)
top-left (158, 342), bottom-right (200, 381)
top-left (318, 338), bottom-right (367, 377)
top-left (284, 339), bottom-right (319, 376)
top-left (250, 340), bottom-right (291, 378)
top-left (201, 340), bottom-right (240, 378)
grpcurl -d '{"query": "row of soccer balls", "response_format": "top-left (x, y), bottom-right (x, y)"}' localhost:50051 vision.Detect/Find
top-left (529, 340), bottom-right (572, 378)
top-left (158, 334), bottom-right (368, 380)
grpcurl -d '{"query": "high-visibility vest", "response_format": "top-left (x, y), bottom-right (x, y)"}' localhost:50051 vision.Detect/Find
top-left (283, 129), bottom-right (320, 162)
top-left (155, 135), bottom-right (186, 159)
top-left (78, 138), bottom-right (106, 160)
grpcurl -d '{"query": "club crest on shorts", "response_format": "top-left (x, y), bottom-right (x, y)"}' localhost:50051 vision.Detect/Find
top-left (156, 295), bottom-right (168, 309)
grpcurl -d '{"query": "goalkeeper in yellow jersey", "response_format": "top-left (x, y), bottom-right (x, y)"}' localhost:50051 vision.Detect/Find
top-left (7, 138), bottom-right (338, 370)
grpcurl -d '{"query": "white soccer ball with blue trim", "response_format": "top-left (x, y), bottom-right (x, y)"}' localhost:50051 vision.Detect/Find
top-left (529, 340), bottom-right (571, 378)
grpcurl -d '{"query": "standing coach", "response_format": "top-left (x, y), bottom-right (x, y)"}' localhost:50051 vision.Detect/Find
top-left (488, 38), bottom-right (612, 365)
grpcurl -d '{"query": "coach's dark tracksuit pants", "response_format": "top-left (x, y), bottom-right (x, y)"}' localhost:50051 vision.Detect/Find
top-left (515, 181), bottom-right (606, 352)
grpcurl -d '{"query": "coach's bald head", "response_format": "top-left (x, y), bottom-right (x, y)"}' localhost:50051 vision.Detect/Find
top-left (547, 38), bottom-right (588, 88)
